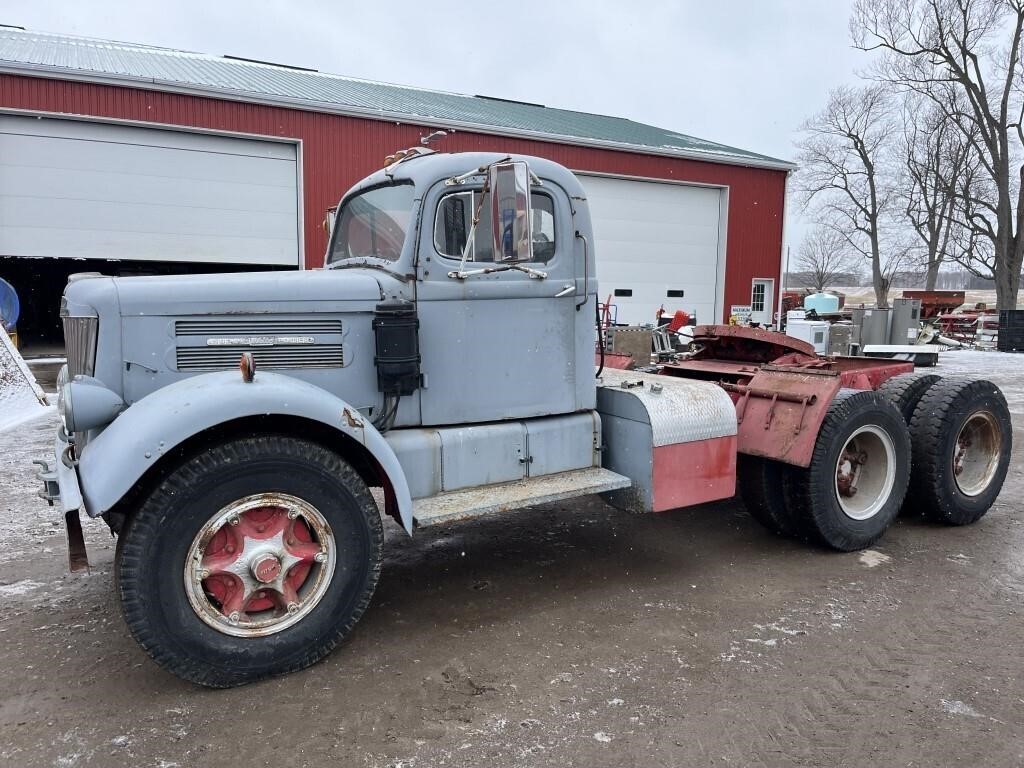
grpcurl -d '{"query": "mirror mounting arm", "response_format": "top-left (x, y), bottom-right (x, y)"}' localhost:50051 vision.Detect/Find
top-left (447, 264), bottom-right (548, 280)
top-left (445, 157), bottom-right (511, 187)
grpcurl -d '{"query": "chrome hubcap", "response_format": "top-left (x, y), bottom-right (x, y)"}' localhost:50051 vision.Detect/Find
top-left (184, 494), bottom-right (335, 637)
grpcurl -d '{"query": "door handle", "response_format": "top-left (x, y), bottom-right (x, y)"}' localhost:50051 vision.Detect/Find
top-left (555, 285), bottom-right (574, 298)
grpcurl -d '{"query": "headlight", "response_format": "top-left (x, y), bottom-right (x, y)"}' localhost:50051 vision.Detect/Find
top-left (61, 308), bottom-right (98, 378)
top-left (62, 378), bottom-right (124, 433)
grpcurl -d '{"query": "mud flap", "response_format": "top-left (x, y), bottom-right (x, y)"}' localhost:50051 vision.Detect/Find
top-left (64, 509), bottom-right (91, 573)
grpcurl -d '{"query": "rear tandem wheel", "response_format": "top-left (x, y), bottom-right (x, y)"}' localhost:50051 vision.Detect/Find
top-left (876, 371), bottom-right (942, 423)
top-left (737, 454), bottom-right (799, 537)
top-left (784, 390), bottom-right (912, 551)
top-left (907, 378), bottom-right (1012, 525)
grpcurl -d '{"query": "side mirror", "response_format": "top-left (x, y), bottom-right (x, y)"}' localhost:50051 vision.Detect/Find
top-left (489, 161), bottom-right (533, 263)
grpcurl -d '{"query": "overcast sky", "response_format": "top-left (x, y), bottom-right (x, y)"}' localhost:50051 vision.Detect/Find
top-left (1, 0), bottom-right (868, 255)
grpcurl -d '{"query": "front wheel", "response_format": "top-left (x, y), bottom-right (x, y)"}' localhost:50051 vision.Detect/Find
top-left (117, 436), bottom-right (383, 687)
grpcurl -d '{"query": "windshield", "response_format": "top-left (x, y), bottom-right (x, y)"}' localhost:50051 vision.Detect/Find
top-left (328, 183), bottom-right (415, 264)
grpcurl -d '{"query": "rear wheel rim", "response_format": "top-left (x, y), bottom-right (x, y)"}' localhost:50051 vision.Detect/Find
top-left (834, 425), bottom-right (896, 521)
top-left (953, 411), bottom-right (1001, 497)
top-left (183, 493), bottom-right (336, 638)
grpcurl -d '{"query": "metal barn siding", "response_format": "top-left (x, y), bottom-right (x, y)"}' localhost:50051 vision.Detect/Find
top-left (0, 73), bottom-right (786, 322)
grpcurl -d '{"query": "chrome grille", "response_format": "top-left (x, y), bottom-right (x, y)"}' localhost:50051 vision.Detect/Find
top-left (175, 318), bottom-right (343, 336)
top-left (176, 345), bottom-right (344, 371)
top-left (62, 314), bottom-right (98, 378)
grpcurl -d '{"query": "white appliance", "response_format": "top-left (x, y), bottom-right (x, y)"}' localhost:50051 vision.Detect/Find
top-left (786, 320), bottom-right (830, 355)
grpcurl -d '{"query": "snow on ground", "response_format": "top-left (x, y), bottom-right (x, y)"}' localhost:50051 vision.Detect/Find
top-left (0, 403), bottom-right (56, 433)
top-left (0, 330), bottom-right (50, 432)
top-left (0, 409), bottom-right (68, 561)
top-left (933, 349), bottom-right (1024, 418)
top-left (937, 348), bottom-right (1024, 375)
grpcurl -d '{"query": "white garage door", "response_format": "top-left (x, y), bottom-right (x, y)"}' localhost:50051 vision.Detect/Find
top-left (0, 115), bottom-right (300, 266)
top-left (579, 174), bottom-right (724, 326)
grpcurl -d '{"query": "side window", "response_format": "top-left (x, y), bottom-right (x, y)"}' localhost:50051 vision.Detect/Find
top-left (434, 191), bottom-right (475, 259)
top-left (434, 191), bottom-right (556, 263)
top-left (531, 194), bottom-right (555, 261)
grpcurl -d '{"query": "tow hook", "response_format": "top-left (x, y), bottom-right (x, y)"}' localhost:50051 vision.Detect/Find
top-left (33, 459), bottom-right (59, 507)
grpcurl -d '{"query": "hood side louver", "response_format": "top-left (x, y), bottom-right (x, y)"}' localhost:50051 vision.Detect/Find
top-left (174, 317), bottom-right (344, 371)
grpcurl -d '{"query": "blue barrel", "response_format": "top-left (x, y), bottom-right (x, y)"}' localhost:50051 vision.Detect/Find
top-left (803, 292), bottom-right (840, 314)
top-left (0, 277), bottom-right (19, 331)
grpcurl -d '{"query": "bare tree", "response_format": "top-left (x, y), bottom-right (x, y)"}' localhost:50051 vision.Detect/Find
top-left (946, 143), bottom-right (1002, 279)
top-left (795, 84), bottom-right (899, 306)
top-left (795, 225), bottom-right (860, 291)
top-left (852, 0), bottom-right (1024, 310)
top-left (901, 93), bottom-right (980, 289)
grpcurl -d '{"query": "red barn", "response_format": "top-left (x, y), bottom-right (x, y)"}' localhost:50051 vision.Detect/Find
top-left (0, 26), bottom-right (792, 344)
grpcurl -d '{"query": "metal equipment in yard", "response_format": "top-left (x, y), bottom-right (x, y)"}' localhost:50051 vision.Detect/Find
top-left (998, 310), bottom-right (1024, 352)
top-left (901, 290), bottom-right (966, 319)
top-left (826, 323), bottom-right (854, 357)
top-left (31, 151), bottom-right (1013, 688)
top-left (888, 298), bottom-right (923, 345)
top-left (608, 326), bottom-right (655, 366)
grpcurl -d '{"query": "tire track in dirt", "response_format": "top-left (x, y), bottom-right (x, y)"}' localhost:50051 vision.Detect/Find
top-left (697, 514), bottom-right (1023, 767)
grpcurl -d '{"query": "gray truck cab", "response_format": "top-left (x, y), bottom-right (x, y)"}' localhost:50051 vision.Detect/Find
top-left (326, 151), bottom-right (596, 426)
top-left (36, 150), bottom-right (738, 687)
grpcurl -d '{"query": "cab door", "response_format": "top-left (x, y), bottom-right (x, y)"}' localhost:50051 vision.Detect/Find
top-left (414, 179), bottom-right (581, 426)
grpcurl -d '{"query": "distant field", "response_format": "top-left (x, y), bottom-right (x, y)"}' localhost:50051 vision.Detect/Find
top-left (808, 287), bottom-right (1024, 310)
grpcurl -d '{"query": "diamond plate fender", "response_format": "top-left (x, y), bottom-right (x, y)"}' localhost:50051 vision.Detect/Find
top-left (596, 369), bottom-right (737, 513)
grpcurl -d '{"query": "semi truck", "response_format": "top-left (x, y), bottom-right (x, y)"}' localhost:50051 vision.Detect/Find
top-left (34, 149), bottom-right (1012, 687)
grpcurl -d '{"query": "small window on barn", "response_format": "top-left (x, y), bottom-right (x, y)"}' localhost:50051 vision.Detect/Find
top-left (751, 282), bottom-right (766, 313)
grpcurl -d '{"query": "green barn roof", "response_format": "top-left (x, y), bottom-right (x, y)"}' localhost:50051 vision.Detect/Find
top-left (0, 26), bottom-right (793, 170)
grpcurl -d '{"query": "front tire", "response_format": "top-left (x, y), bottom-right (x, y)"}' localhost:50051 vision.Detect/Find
top-left (786, 390), bottom-right (911, 551)
top-left (117, 436), bottom-right (383, 688)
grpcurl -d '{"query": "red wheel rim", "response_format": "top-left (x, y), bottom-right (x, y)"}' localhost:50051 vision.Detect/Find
top-left (183, 494), bottom-right (335, 637)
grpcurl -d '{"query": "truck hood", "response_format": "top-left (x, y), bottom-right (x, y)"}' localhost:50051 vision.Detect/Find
top-left (110, 269), bottom-right (386, 315)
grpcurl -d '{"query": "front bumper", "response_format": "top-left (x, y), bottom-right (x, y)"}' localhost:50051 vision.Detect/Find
top-left (35, 432), bottom-right (84, 512)
top-left (34, 431), bottom-right (90, 571)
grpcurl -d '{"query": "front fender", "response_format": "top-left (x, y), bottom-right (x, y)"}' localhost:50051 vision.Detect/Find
top-left (77, 371), bottom-right (414, 533)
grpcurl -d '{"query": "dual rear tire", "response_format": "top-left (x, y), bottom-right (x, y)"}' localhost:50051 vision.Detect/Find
top-left (739, 376), bottom-right (1011, 550)
top-left (881, 373), bottom-right (1011, 525)
top-left (783, 390), bottom-right (910, 551)
top-left (907, 379), bottom-right (1011, 525)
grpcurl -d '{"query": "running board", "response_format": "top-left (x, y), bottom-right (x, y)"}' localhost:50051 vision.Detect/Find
top-left (412, 467), bottom-right (632, 528)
